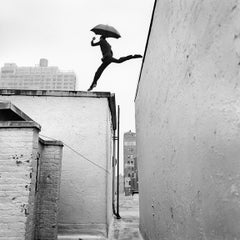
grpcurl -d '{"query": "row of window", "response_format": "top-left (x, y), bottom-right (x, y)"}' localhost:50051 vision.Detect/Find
top-left (127, 154), bottom-right (135, 159)
top-left (0, 79), bottom-right (75, 85)
top-left (125, 166), bottom-right (135, 171)
top-left (124, 141), bottom-right (136, 146)
top-left (127, 172), bottom-right (136, 178)
top-left (0, 82), bottom-right (75, 89)
top-left (1, 80), bottom-right (74, 84)
top-left (127, 160), bottom-right (134, 165)
top-left (1, 75), bottom-right (75, 80)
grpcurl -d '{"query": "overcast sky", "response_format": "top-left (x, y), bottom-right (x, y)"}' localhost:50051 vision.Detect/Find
top-left (0, 0), bottom-right (154, 172)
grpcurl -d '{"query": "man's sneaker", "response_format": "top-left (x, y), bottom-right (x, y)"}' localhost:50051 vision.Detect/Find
top-left (133, 54), bottom-right (142, 58)
top-left (87, 83), bottom-right (97, 91)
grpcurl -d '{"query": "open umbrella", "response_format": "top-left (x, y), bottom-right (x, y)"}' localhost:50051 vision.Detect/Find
top-left (91, 24), bottom-right (121, 39)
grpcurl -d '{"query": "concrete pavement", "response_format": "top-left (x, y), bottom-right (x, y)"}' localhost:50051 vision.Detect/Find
top-left (108, 194), bottom-right (143, 240)
top-left (58, 194), bottom-right (143, 240)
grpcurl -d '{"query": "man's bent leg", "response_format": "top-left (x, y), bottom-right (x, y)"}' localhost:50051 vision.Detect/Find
top-left (88, 61), bottom-right (111, 91)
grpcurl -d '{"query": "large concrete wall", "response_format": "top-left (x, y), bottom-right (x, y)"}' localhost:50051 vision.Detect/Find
top-left (135, 0), bottom-right (240, 239)
top-left (0, 92), bottom-right (114, 237)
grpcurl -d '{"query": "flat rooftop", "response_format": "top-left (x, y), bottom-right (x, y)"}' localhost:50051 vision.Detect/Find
top-left (0, 89), bottom-right (117, 130)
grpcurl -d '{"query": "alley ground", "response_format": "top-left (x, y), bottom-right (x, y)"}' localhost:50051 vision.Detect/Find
top-left (108, 193), bottom-right (143, 240)
top-left (58, 194), bottom-right (143, 240)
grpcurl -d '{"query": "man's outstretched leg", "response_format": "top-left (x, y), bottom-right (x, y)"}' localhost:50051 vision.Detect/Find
top-left (112, 54), bottom-right (142, 64)
top-left (88, 60), bottom-right (111, 91)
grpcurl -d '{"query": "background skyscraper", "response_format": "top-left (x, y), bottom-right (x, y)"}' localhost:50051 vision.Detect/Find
top-left (0, 59), bottom-right (76, 91)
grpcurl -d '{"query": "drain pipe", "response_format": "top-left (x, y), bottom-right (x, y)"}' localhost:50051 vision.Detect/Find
top-left (116, 105), bottom-right (121, 219)
top-left (112, 129), bottom-right (117, 216)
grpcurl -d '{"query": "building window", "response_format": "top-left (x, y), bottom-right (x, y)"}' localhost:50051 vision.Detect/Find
top-left (124, 142), bottom-right (136, 146)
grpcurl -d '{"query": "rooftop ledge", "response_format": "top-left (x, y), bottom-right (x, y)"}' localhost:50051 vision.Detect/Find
top-left (0, 89), bottom-right (113, 98)
top-left (0, 121), bottom-right (41, 130)
top-left (0, 89), bottom-right (117, 130)
top-left (39, 137), bottom-right (63, 146)
top-left (0, 101), bottom-right (34, 121)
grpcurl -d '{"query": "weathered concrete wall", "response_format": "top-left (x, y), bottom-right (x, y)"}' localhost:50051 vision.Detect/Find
top-left (0, 92), bottom-right (114, 237)
top-left (35, 139), bottom-right (63, 240)
top-left (135, 0), bottom-right (240, 239)
top-left (0, 124), bottom-right (40, 240)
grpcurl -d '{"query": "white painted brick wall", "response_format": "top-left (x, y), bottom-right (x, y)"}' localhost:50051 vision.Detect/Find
top-left (0, 127), bottom-right (39, 240)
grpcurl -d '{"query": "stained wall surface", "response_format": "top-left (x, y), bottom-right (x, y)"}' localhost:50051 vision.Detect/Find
top-left (135, 0), bottom-right (240, 239)
top-left (0, 92), bottom-right (114, 237)
top-left (35, 140), bottom-right (63, 240)
top-left (0, 125), bottom-right (39, 240)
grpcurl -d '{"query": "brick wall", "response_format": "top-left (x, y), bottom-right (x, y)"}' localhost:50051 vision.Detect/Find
top-left (35, 139), bottom-right (63, 240)
top-left (0, 120), bottom-right (63, 240)
top-left (0, 123), bottom-right (40, 240)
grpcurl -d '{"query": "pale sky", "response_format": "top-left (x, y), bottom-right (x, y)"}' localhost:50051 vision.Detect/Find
top-left (0, 0), bottom-right (154, 173)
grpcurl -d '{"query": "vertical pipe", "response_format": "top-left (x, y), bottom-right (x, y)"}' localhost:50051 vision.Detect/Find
top-left (112, 130), bottom-right (116, 216)
top-left (116, 105), bottom-right (121, 219)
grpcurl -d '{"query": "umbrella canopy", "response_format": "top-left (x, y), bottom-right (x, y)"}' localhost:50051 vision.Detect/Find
top-left (91, 24), bottom-right (121, 39)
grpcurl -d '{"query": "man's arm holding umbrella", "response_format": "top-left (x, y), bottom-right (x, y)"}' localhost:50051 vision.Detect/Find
top-left (91, 37), bottom-right (100, 46)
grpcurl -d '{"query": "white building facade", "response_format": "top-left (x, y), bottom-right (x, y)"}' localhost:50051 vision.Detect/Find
top-left (0, 59), bottom-right (76, 91)
top-left (0, 90), bottom-right (116, 239)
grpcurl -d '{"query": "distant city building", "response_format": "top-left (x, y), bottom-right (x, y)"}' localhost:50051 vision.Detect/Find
top-left (0, 58), bottom-right (76, 90)
top-left (123, 130), bottom-right (138, 196)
